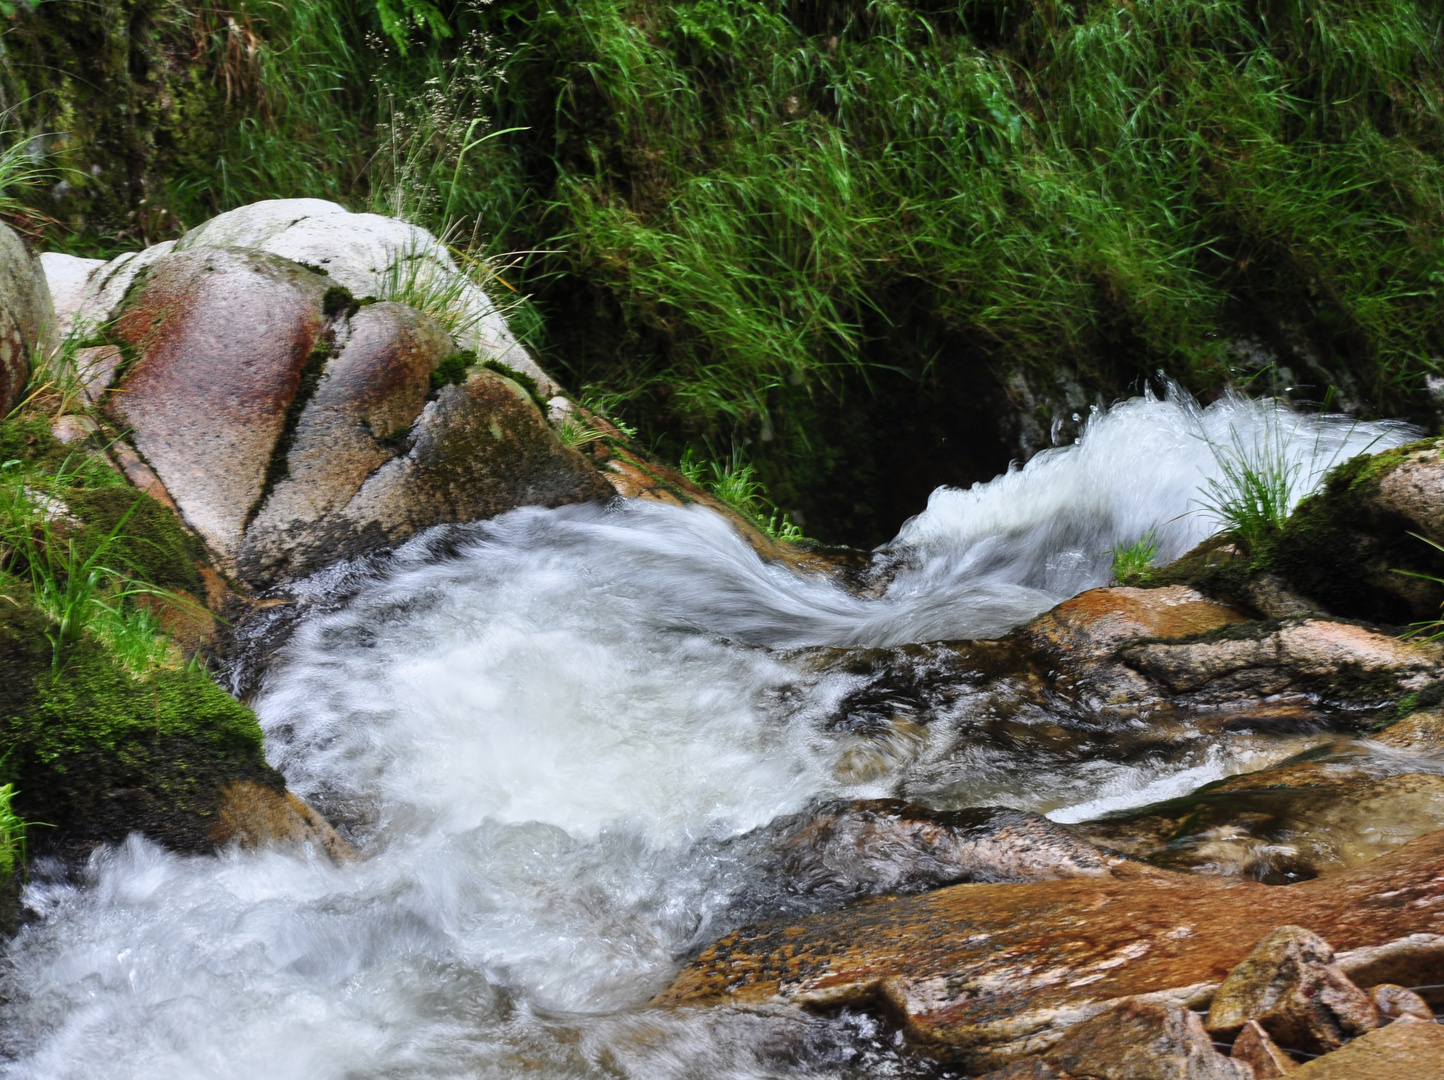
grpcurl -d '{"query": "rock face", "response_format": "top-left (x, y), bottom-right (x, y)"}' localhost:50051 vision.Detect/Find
top-left (1264, 438), bottom-right (1444, 623)
top-left (656, 828), bottom-right (1444, 1070)
top-left (756, 801), bottom-right (1109, 906)
top-left (1045, 1000), bottom-right (1251, 1080)
top-left (107, 247), bottom-right (330, 560)
top-left (0, 220), bottom-right (53, 413)
top-left (1287, 1019), bottom-right (1444, 1078)
top-left (172, 198), bottom-right (554, 396)
top-left (240, 361), bottom-right (613, 587)
top-left (1080, 751), bottom-right (1444, 881)
top-left (80, 226), bottom-right (613, 588)
top-left (1230, 1020), bottom-right (1298, 1077)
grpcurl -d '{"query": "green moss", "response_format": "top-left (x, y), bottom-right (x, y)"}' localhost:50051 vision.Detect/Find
top-left (66, 485), bottom-right (203, 593)
top-left (430, 350), bottom-right (476, 392)
top-left (0, 601), bottom-right (277, 854)
top-left (1262, 439), bottom-right (1444, 623)
top-left (480, 359), bottom-right (546, 409)
top-left (322, 285), bottom-right (360, 319)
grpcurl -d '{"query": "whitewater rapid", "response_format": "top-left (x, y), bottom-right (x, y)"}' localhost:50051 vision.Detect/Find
top-left (0, 391), bottom-right (1414, 1078)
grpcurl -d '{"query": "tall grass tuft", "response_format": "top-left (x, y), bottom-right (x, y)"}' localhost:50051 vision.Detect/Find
top-left (1198, 420), bottom-right (1304, 546)
top-left (0, 782), bottom-right (24, 878)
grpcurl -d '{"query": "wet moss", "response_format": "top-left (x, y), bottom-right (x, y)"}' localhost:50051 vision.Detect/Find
top-left (430, 349), bottom-right (476, 392)
top-left (479, 358), bottom-right (546, 409)
top-left (66, 485), bottom-right (203, 592)
top-left (0, 599), bottom-right (277, 856)
top-left (1259, 439), bottom-right (1444, 623)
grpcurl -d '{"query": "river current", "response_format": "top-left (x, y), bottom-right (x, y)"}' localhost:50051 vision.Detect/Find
top-left (0, 390), bottom-right (1415, 1078)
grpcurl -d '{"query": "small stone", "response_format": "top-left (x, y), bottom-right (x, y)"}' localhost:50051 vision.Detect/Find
top-left (1368, 984), bottom-right (1434, 1024)
top-left (1231, 1019), bottom-right (1297, 1076)
top-left (1045, 1000), bottom-right (1251, 1080)
top-left (1206, 925), bottom-right (1379, 1054)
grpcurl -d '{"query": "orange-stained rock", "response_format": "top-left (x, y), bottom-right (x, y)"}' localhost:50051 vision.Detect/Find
top-left (1230, 1020), bottom-right (1297, 1076)
top-left (210, 780), bottom-right (353, 862)
top-left (1205, 926), bottom-right (1378, 1053)
top-left (1369, 983), bottom-right (1434, 1024)
top-left (107, 247), bottom-right (328, 563)
top-left (656, 828), bottom-right (1444, 1070)
top-left (1026, 586), bottom-right (1250, 660)
top-left (1287, 1016), bottom-right (1444, 1078)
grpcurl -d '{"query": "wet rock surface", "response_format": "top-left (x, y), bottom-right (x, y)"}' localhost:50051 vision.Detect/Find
top-left (656, 828), bottom-right (1444, 1069)
top-left (1079, 744), bottom-right (1444, 881)
top-left (734, 800), bottom-right (1110, 915)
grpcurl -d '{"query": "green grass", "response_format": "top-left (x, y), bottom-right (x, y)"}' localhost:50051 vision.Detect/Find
top-left (7, 0), bottom-right (1444, 538)
top-left (1110, 526), bottom-right (1160, 582)
top-left (1198, 420), bottom-right (1304, 545)
top-left (0, 426), bottom-right (202, 675)
top-left (0, 781), bottom-right (25, 877)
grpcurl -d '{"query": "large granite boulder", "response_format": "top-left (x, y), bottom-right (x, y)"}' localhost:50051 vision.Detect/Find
top-left (106, 247), bottom-right (331, 561)
top-left (0, 220), bottom-right (53, 413)
top-left (171, 198), bottom-right (554, 396)
top-left (57, 215), bottom-right (615, 589)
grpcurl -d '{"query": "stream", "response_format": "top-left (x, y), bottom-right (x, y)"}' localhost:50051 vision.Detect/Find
top-left (0, 389), bottom-right (1414, 1078)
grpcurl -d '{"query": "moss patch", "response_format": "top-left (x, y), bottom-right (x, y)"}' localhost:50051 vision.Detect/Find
top-left (430, 349), bottom-right (476, 392)
top-left (66, 485), bottom-right (204, 592)
top-left (0, 599), bottom-right (277, 855)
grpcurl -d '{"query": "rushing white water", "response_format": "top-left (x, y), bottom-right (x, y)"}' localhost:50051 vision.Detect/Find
top-left (0, 391), bottom-right (1417, 1079)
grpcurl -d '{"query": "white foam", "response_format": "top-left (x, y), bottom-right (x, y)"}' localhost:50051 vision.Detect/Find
top-left (0, 391), bottom-right (1415, 1079)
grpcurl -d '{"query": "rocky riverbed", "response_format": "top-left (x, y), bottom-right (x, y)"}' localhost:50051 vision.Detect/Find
top-left (2, 202), bottom-right (1444, 1078)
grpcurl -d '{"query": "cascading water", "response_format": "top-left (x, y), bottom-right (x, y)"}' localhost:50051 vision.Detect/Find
top-left (0, 390), bottom-right (1416, 1078)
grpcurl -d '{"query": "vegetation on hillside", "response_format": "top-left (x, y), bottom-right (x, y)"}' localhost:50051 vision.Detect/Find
top-left (2, 0), bottom-right (1442, 542)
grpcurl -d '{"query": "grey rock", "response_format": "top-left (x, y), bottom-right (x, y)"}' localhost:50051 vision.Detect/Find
top-left (0, 220), bottom-right (53, 413)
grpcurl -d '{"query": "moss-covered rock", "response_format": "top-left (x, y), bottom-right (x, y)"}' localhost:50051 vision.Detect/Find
top-left (0, 600), bottom-right (281, 857)
top-left (1262, 438), bottom-right (1444, 624)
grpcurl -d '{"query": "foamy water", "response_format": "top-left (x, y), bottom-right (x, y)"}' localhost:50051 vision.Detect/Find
top-left (0, 391), bottom-right (1415, 1078)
